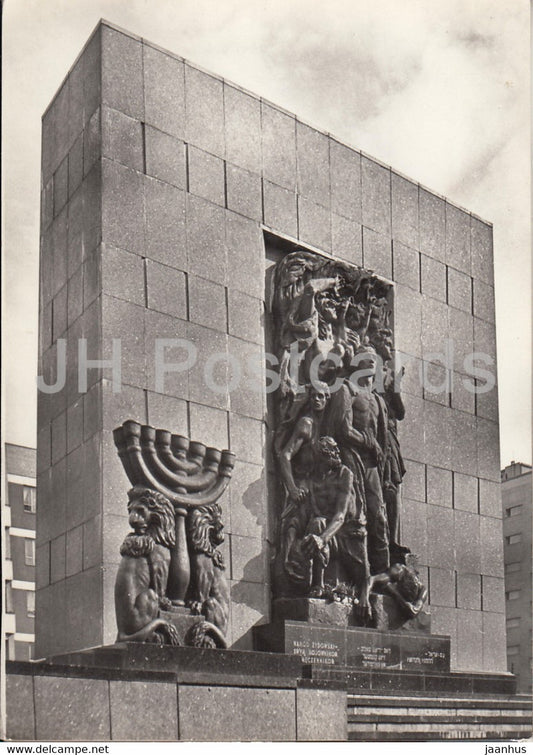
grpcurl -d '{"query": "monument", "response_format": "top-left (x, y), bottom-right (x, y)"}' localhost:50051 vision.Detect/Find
top-left (6, 19), bottom-right (531, 742)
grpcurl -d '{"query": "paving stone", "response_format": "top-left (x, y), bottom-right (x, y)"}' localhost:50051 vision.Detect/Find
top-left (361, 156), bottom-right (391, 236)
top-left (185, 64), bottom-right (224, 157)
top-left (101, 25), bottom-right (144, 120)
top-left (145, 126), bottom-right (187, 189)
top-left (188, 145), bottom-right (225, 206)
top-left (143, 43), bottom-right (185, 138)
top-left (261, 103), bottom-right (296, 190)
top-left (296, 121), bottom-right (330, 206)
top-left (391, 173), bottom-right (418, 249)
top-left (263, 180), bottom-right (298, 238)
top-left (224, 84), bottom-right (261, 173)
top-left (226, 163), bottom-right (262, 221)
top-left (101, 106), bottom-right (143, 171)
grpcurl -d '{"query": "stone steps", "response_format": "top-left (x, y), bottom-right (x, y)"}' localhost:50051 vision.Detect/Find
top-left (347, 693), bottom-right (532, 741)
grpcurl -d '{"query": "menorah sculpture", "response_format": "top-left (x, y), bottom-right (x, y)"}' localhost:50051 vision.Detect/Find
top-left (113, 420), bottom-right (235, 647)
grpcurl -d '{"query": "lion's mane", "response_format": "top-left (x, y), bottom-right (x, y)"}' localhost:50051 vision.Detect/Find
top-left (187, 503), bottom-right (225, 569)
top-left (127, 485), bottom-right (176, 549)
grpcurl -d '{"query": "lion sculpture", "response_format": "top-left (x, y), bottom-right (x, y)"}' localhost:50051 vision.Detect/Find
top-left (114, 485), bottom-right (180, 645)
top-left (185, 502), bottom-right (230, 648)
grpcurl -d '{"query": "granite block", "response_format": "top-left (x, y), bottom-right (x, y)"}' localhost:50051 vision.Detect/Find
top-left (54, 156), bottom-right (69, 217)
top-left (261, 103), bottom-right (296, 190)
top-left (473, 316), bottom-right (496, 358)
top-left (67, 266), bottom-right (83, 327)
top-left (187, 322), bottom-right (228, 410)
top-left (476, 382), bottom-right (499, 422)
top-left (419, 189), bottom-right (445, 262)
top-left (68, 133), bottom-right (84, 200)
top-left (78, 167), bottom-right (99, 261)
top-left (82, 28), bottom-right (102, 126)
top-left (101, 25), bottom-right (144, 120)
top-left (362, 226), bottom-right (392, 278)
top-left (146, 259), bottom-right (187, 320)
top-left (65, 445), bottom-right (85, 530)
top-left (472, 278), bottom-right (495, 323)
top-left (391, 173), bottom-right (418, 249)
top-left (145, 176), bottom-right (186, 269)
top-left (185, 64), bottom-right (224, 157)
top-left (102, 295), bottom-right (146, 388)
top-left (51, 410), bottom-right (67, 465)
top-left (189, 401), bottom-right (229, 450)
top-left (110, 680), bottom-right (178, 741)
top-left (362, 156), bottom-right (391, 236)
top-left (454, 509), bottom-right (481, 573)
top-left (427, 505), bottom-right (454, 568)
top-left (478, 478), bottom-right (501, 519)
top-left (423, 401), bottom-right (452, 469)
top-left (296, 688), bottom-right (347, 741)
top-left (420, 254), bottom-right (446, 302)
top-left (102, 514), bottom-right (130, 565)
top-left (188, 274), bottom-right (227, 332)
top-left (101, 380), bottom-right (147, 432)
top-left (447, 266), bottom-right (472, 313)
top-left (395, 353), bottom-right (423, 398)
top-left (101, 106), bottom-right (143, 171)
top-left (263, 180), bottom-right (298, 238)
top-left (482, 612), bottom-right (507, 672)
top-left (400, 498), bottom-right (428, 564)
top-left (480, 516), bottom-right (504, 577)
top-left (426, 465), bottom-right (452, 508)
top-left (178, 685), bottom-right (295, 741)
top-left (226, 163), bottom-right (262, 221)
top-left (230, 534), bottom-right (265, 583)
top-left (226, 212), bottom-right (265, 299)
top-left (298, 195), bottom-right (331, 252)
top-left (446, 203), bottom-right (471, 274)
top-left (229, 413), bottom-right (264, 466)
top-left (65, 567), bottom-right (104, 651)
top-left (36, 582), bottom-right (66, 658)
top-left (421, 294), bottom-right (449, 355)
top-left (83, 381), bottom-right (103, 442)
top-left (144, 310), bottom-right (189, 400)
top-left (83, 516), bottom-right (103, 571)
top-left (422, 360), bottom-right (450, 406)
top-left (429, 567), bottom-right (455, 607)
top-left (42, 176), bottom-right (54, 230)
top-left (37, 425), bottom-right (52, 477)
top-left (450, 373), bottom-right (476, 414)
top-left (83, 108), bottom-right (101, 178)
top-left (145, 126), bottom-right (187, 189)
top-left (187, 193), bottom-right (226, 284)
top-left (396, 393), bottom-right (425, 462)
top-left (6, 674), bottom-right (35, 740)
top-left (471, 216), bottom-right (494, 285)
top-left (65, 525), bottom-right (83, 577)
top-left (34, 675), bottom-right (110, 740)
top-left (477, 417), bottom-right (500, 481)
top-left (143, 44), bottom-right (185, 138)
top-left (36, 542), bottom-right (50, 589)
top-left (188, 145), bottom-right (225, 207)
top-left (67, 186), bottom-right (83, 273)
top-left (67, 56), bottom-right (84, 147)
top-left (449, 307), bottom-right (474, 376)
top-left (146, 391), bottom-right (188, 435)
top-left (482, 575), bottom-right (505, 613)
top-left (101, 244), bottom-right (145, 305)
top-left (331, 213), bottom-right (362, 266)
top-left (230, 581), bottom-right (270, 649)
top-left (82, 247), bottom-right (101, 310)
top-left (296, 121), bottom-right (330, 206)
top-left (429, 606), bottom-right (457, 668)
top-left (393, 241), bottom-right (420, 291)
top-left (52, 285), bottom-right (68, 341)
top-left (227, 288), bottom-right (263, 344)
top-left (52, 209), bottom-right (68, 297)
top-left (229, 459), bottom-right (266, 538)
top-left (329, 139), bottom-right (361, 221)
top-left (456, 573), bottom-right (481, 610)
top-left (102, 159), bottom-right (145, 255)
top-left (402, 459), bottom-right (426, 501)
top-left (453, 472), bottom-right (478, 513)
top-left (224, 84), bottom-right (261, 173)
top-left (456, 609), bottom-right (483, 671)
top-left (227, 336), bottom-right (264, 419)
top-left (394, 285), bottom-right (422, 358)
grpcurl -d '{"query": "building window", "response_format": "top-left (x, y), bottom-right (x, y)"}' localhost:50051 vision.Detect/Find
top-left (506, 534), bottom-right (522, 545)
top-left (27, 644), bottom-right (34, 661)
top-left (505, 562), bottom-right (521, 573)
top-left (506, 505), bottom-right (522, 517)
top-left (5, 530), bottom-right (11, 560)
top-left (24, 539), bottom-right (35, 566)
top-left (5, 582), bottom-right (13, 613)
top-left (27, 591), bottom-right (35, 618)
top-left (23, 486), bottom-right (36, 513)
top-left (506, 590), bottom-right (521, 601)
top-left (507, 645), bottom-right (520, 656)
top-left (506, 618), bottom-right (520, 629)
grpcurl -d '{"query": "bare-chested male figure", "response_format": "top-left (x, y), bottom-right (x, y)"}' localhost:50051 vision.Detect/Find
top-left (277, 382), bottom-right (330, 581)
top-left (301, 437), bottom-right (370, 617)
top-left (325, 343), bottom-right (390, 575)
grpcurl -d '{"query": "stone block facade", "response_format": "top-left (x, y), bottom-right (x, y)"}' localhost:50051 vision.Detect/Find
top-left (37, 20), bottom-right (504, 671)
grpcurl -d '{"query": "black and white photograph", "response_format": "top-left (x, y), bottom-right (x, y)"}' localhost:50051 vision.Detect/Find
top-left (2, 0), bottom-right (531, 745)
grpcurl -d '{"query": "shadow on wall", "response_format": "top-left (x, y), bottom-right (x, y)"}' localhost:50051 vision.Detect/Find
top-left (230, 467), bottom-right (272, 649)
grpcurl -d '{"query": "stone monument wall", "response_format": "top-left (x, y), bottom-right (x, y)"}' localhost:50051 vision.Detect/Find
top-left (36, 20), bottom-right (505, 671)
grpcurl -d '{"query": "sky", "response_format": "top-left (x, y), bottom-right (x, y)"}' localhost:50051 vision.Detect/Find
top-left (2, 0), bottom-right (531, 465)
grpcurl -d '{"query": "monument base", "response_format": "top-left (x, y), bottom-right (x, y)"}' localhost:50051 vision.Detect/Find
top-left (254, 619), bottom-right (450, 672)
